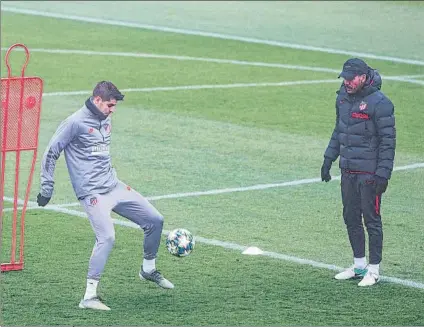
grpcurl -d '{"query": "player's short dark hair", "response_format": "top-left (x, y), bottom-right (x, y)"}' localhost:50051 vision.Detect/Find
top-left (93, 81), bottom-right (124, 101)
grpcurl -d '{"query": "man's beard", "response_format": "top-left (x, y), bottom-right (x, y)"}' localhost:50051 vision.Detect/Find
top-left (345, 82), bottom-right (364, 94)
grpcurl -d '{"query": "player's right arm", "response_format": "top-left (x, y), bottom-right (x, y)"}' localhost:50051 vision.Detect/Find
top-left (321, 100), bottom-right (340, 183)
top-left (324, 101), bottom-right (341, 161)
top-left (40, 117), bottom-right (78, 198)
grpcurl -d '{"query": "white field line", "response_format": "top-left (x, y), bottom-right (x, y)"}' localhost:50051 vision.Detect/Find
top-left (2, 207), bottom-right (23, 213)
top-left (397, 74), bottom-right (424, 79)
top-left (1, 47), bottom-right (424, 86)
top-left (40, 75), bottom-right (424, 98)
top-left (2, 7), bottom-right (424, 66)
top-left (42, 79), bottom-right (340, 97)
top-left (46, 162), bottom-right (424, 208)
top-left (0, 47), bottom-right (342, 73)
top-left (388, 77), bottom-right (424, 85)
top-left (2, 196), bottom-right (424, 290)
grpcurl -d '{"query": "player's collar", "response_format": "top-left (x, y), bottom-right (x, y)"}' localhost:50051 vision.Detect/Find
top-left (85, 97), bottom-right (108, 120)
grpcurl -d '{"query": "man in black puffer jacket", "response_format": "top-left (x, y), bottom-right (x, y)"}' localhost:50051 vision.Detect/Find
top-left (321, 58), bottom-right (396, 287)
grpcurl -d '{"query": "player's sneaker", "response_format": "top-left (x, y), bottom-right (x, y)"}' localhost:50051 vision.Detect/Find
top-left (358, 270), bottom-right (380, 287)
top-left (79, 296), bottom-right (111, 311)
top-left (334, 265), bottom-right (368, 280)
top-left (139, 269), bottom-right (174, 289)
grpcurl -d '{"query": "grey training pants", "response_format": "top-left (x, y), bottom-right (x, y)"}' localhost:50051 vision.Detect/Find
top-left (341, 171), bottom-right (383, 265)
top-left (80, 181), bottom-right (164, 280)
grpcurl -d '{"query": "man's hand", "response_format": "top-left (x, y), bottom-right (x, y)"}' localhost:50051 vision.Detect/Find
top-left (375, 175), bottom-right (388, 195)
top-left (321, 158), bottom-right (333, 182)
top-left (37, 193), bottom-right (51, 207)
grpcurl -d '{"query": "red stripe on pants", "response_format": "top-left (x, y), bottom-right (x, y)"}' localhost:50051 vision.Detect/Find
top-left (375, 195), bottom-right (380, 215)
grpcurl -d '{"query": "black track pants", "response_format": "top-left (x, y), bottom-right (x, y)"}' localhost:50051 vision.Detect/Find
top-left (341, 171), bottom-right (383, 265)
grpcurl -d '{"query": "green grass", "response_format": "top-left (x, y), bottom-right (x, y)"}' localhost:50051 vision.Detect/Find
top-left (2, 211), bottom-right (424, 326)
top-left (1, 5), bottom-right (424, 327)
top-left (2, 52), bottom-right (335, 92)
top-left (2, 12), bottom-right (424, 77)
top-left (123, 82), bottom-right (424, 154)
top-left (3, 1), bottom-right (424, 61)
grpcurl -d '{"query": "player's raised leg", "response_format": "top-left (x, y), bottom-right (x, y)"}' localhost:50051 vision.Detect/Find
top-left (112, 181), bottom-right (174, 289)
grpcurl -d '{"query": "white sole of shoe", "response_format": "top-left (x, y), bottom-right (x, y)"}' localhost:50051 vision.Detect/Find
top-left (79, 300), bottom-right (111, 311)
top-left (358, 279), bottom-right (380, 287)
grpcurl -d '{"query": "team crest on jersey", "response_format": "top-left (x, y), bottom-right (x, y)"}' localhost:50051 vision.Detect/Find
top-left (89, 197), bottom-right (98, 206)
top-left (359, 101), bottom-right (367, 111)
top-left (103, 123), bottom-right (111, 134)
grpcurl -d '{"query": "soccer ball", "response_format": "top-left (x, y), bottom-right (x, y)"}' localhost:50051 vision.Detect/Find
top-left (166, 228), bottom-right (195, 257)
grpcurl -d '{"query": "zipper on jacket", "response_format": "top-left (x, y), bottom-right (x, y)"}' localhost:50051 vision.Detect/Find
top-left (347, 95), bottom-right (356, 169)
top-left (99, 121), bottom-right (105, 142)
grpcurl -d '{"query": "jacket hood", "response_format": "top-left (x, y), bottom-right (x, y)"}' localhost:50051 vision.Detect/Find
top-left (365, 68), bottom-right (382, 91)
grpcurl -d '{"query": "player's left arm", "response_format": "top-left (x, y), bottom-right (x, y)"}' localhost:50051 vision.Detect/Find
top-left (374, 97), bottom-right (396, 180)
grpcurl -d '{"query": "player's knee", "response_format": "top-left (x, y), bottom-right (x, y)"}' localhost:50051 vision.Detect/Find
top-left (153, 213), bottom-right (164, 228)
top-left (139, 212), bottom-right (163, 230)
top-left (365, 221), bottom-right (382, 235)
top-left (100, 232), bottom-right (116, 245)
top-left (343, 217), bottom-right (362, 229)
top-left (342, 210), bottom-right (362, 227)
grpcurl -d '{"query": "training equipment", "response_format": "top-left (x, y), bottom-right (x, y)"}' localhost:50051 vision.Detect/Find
top-left (165, 228), bottom-right (195, 257)
top-left (1, 44), bottom-right (43, 272)
top-left (242, 246), bottom-right (263, 255)
top-left (139, 269), bottom-right (175, 289)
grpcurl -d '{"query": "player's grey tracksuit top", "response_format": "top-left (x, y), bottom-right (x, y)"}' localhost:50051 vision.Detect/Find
top-left (40, 97), bottom-right (118, 200)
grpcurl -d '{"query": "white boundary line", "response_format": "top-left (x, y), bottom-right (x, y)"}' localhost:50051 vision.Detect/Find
top-left (2, 207), bottom-right (23, 212)
top-left (42, 79), bottom-right (341, 97)
top-left (0, 48), bottom-right (342, 73)
top-left (1, 47), bottom-right (423, 86)
top-left (39, 76), bottom-right (424, 97)
top-left (396, 74), bottom-right (424, 79)
top-left (2, 6), bottom-right (424, 66)
top-left (2, 195), bottom-right (424, 290)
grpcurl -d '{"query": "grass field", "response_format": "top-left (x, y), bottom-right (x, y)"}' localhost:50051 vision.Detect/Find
top-left (1, 2), bottom-right (424, 326)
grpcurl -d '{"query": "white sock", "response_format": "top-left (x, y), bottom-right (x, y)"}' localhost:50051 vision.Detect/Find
top-left (143, 258), bottom-right (156, 273)
top-left (354, 257), bottom-right (367, 269)
top-left (84, 279), bottom-right (98, 300)
top-left (368, 264), bottom-right (380, 275)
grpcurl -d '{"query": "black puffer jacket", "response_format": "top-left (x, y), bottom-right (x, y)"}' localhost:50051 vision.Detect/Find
top-left (324, 69), bottom-right (396, 179)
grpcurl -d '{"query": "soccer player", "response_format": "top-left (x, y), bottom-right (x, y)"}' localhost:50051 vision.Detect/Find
top-left (321, 58), bottom-right (396, 286)
top-left (37, 81), bottom-right (174, 311)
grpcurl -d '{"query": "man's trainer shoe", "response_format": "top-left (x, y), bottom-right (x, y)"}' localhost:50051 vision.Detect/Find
top-left (358, 270), bottom-right (380, 287)
top-left (139, 269), bottom-right (174, 289)
top-left (79, 297), bottom-right (111, 311)
top-left (335, 266), bottom-right (367, 280)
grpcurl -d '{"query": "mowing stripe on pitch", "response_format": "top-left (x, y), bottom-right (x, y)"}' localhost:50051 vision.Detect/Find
top-left (2, 6), bottom-right (424, 66)
top-left (52, 162), bottom-right (424, 208)
top-left (1, 47), bottom-right (423, 86)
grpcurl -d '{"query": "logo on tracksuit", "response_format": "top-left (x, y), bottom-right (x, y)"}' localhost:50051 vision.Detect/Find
top-left (103, 123), bottom-right (111, 134)
top-left (91, 144), bottom-right (110, 156)
top-left (89, 197), bottom-right (98, 206)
